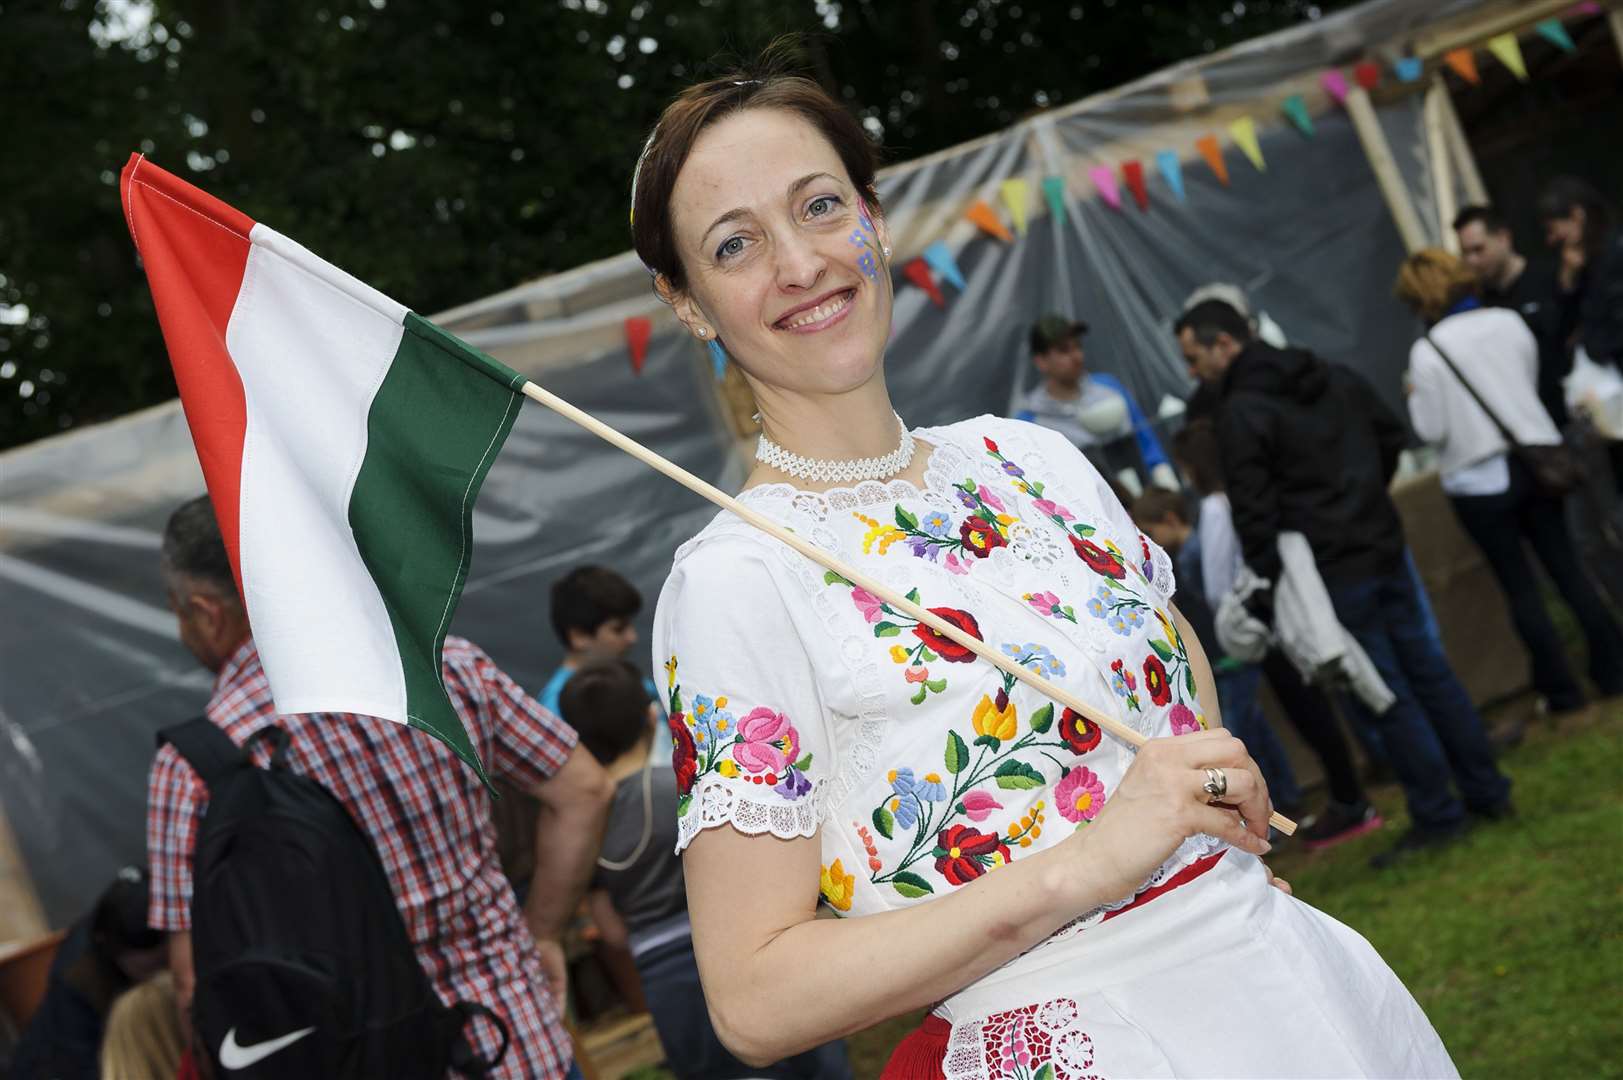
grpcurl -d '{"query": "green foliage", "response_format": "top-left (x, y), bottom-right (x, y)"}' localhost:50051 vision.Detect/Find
top-left (0, 0), bottom-right (1351, 447)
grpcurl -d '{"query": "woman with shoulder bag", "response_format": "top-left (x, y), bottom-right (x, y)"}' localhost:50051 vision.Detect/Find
top-left (1397, 249), bottom-right (1623, 713)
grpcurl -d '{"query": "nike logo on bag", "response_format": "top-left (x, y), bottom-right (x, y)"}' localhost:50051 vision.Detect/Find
top-left (218, 1026), bottom-right (317, 1070)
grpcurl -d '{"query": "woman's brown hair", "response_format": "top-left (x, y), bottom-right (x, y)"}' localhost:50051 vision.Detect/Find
top-left (1393, 248), bottom-right (1478, 323)
top-left (630, 39), bottom-right (881, 292)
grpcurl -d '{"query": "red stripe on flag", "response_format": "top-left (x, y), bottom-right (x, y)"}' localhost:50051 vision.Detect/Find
top-left (120, 154), bottom-right (256, 596)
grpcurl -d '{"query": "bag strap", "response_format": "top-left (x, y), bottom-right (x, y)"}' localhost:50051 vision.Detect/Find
top-left (156, 716), bottom-right (248, 790)
top-left (1422, 330), bottom-right (1525, 452)
top-left (447, 1001), bottom-right (511, 1077)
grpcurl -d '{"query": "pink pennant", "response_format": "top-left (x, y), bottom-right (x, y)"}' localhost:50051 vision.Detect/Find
top-left (1089, 166), bottom-right (1122, 211)
top-left (1321, 69), bottom-right (1349, 105)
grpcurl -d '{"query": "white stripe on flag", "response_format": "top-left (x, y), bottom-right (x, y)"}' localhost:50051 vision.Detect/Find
top-left (226, 225), bottom-right (410, 721)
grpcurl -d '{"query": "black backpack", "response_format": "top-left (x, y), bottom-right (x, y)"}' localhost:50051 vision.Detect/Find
top-left (158, 717), bottom-right (509, 1078)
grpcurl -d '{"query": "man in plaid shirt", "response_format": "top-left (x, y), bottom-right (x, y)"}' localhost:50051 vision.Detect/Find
top-left (147, 496), bottom-right (613, 1078)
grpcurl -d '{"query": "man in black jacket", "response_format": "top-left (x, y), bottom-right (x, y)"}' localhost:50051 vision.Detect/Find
top-left (1175, 300), bottom-right (1512, 868)
top-left (1453, 205), bottom-right (1574, 426)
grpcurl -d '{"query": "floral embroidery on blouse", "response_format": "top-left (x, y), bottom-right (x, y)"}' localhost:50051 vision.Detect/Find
top-left (663, 656), bottom-right (815, 817)
top-left (826, 572), bottom-right (981, 704)
top-left (861, 670), bottom-right (1106, 900)
top-left (987, 434), bottom-right (1158, 592)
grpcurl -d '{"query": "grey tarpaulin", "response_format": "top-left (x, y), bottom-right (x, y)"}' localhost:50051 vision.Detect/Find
top-left (1, 0), bottom-right (1555, 925)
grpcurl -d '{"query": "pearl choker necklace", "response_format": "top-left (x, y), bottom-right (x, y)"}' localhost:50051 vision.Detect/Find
top-left (756, 413), bottom-right (915, 484)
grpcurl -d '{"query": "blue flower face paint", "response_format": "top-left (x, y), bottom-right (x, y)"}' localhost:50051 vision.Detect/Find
top-left (848, 201), bottom-right (882, 283)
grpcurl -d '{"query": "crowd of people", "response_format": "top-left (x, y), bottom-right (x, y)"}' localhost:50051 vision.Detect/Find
top-left (8, 55), bottom-right (1620, 1080)
top-left (1081, 178), bottom-right (1622, 868)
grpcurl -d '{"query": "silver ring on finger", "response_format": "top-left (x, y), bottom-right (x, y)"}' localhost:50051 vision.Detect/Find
top-left (1202, 766), bottom-right (1228, 803)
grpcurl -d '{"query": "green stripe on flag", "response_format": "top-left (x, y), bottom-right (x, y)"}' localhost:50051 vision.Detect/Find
top-left (348, 312), bottom-right (526, 787)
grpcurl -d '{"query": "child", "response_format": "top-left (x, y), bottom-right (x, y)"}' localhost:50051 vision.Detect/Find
top-left (559, 659), bottom-right (852, 1080)
top-left (539, 565), bottom-right (646, 715)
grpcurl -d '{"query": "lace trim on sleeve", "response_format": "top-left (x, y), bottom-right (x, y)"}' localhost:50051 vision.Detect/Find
top-left (674, 774), bottom-right (829, 853)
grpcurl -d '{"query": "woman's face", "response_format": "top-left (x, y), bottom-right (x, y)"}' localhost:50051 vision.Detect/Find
top-left (666, 108), bottom-right (892, 398)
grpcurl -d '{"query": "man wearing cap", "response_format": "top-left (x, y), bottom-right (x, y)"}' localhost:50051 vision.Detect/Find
top-left (1014, 314), bottom-right (1177, 494)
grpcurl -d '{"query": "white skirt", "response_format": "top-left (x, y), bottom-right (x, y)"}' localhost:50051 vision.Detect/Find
top-left (934, 850), bottom-right (1458, 1079)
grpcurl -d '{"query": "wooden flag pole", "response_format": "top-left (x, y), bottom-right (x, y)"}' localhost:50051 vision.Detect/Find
top-left (519, 379), bottom-right (1296, 836)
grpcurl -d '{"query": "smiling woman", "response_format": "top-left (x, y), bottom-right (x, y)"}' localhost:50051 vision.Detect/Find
top-left (633, 41), bottom-right (1458, 1080)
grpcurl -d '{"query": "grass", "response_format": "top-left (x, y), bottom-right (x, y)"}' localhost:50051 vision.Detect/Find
top-left (625, 699), bottom-right (1623, 1079)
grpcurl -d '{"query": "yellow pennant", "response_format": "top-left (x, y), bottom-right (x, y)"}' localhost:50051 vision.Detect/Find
top-left (1487, 33), bottom-right (1528, 81)
top-left (1000, 178), bottom-right (1030, 235)
top-left (1227, 116), bottom-right (1266, 172)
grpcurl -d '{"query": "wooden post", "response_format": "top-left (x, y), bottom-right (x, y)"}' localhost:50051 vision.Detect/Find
top-left (0, 806), bottom-right (48, 944)
top-left (1433, 79), bottom-right (1488, 206)
top-left (1610, 7), bottom-right (1623, 66)
top-left (1344, 86), bottom-right (1429, 254)
top-left (1424, 78), bottom-right (1459, 254)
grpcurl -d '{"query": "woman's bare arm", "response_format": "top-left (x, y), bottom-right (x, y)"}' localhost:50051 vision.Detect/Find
top-left (683, 726), bottom-right (1274, 1065)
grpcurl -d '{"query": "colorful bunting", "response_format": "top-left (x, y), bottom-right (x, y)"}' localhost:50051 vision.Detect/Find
top-left (1041, 175), bottom-right (1069, 227)
top-left (1393, 57), bottom-right (1425, 82)
top-left (624, 316), bottom-right (651, 374)
top-left (965, 199), bottom-right (1013, 243)
top-left (1487, 34), bottom-right (1528, 81)
top-left (1088, 166), bottom-right (1122, 210)
top-left (903, 257), bottom-right (945, 308)
top-left (1155, 150), bottom-right (1185, 203)
top-left (1321, 69), bottom-right (1349, 105)
top-left (1195, 135), bottom-right (1229, 186)
top-left (1227, 117), bottom-right (1265, 172)
top-left (1444, 48), bottom-right (1480, 84)
top-left (1281, 94), bottom-right (1314, 137)
top-left (1568, 2), bottom-right (1601, 14)
top-left (1535, 19), bottom-right (1577, 52)
top-left (999, 178), bottom-right (1030, 235)
top-left (921, 240), bottom-right (966, 292)
top-left (1354, 60), bottom-right (1382, 90)
top-left (1122, 161), bottom-right (1149, 211)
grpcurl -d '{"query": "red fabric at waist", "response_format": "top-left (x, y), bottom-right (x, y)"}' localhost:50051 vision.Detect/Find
top-left (879, 849), bottom-right (1227, 1079)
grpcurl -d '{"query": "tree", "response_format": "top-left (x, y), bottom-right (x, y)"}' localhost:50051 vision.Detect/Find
top-left (0, 0), bottom-right (1348, 448)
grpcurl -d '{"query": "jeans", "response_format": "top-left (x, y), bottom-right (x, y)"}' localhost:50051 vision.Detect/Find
top-left (1326, 567), bottom-right (1511, 830)
top-left (1215, 664), bottom-right (1302, 809)
top-left (635, 936), bottom-right (852, 1080)
top-left (1259, 650), bottom-right (1366, 806)
top-left (1451, 457), bottom-right (1623, 705)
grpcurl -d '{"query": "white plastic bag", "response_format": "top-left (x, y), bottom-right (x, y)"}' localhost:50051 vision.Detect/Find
top-left (1565, 346), bottom-right (1623, 439)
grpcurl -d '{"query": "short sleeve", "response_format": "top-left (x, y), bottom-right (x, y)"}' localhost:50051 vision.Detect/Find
top-left (146, 745), bottom-right (203, 931)
top-left (443, 637), bottom-right (578, 793)
top-left (651, 537), bottom-right (833, 854)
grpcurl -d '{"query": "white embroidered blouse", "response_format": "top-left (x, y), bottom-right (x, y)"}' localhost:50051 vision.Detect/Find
top-left (652, 416), bottom-right (1222, 931)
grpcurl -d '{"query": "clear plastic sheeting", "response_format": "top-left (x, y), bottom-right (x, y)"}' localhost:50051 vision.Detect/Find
top-left (1, 0), bottom-right (1536, 923)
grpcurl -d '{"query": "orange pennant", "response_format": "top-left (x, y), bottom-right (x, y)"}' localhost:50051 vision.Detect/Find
top-left (1443, 48), bottom-right (1479, 84)
top-left (1195, 134), bottom-right (1229, 186)
top-left (965, 199), bottom-right (1014, 243)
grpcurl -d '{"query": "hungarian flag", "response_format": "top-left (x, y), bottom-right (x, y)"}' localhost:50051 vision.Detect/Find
top-left (121, 153), bottom-right (523, 784)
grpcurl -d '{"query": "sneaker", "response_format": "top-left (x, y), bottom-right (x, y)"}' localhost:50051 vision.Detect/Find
top-left (1301, 800), bottom-right (1383, 852)
top-left (1368, 821), bottom-right (1469, 870)
top-left (1469, 800), bottom-right (1517, 823)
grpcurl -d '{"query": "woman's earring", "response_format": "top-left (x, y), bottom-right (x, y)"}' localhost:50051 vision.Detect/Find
top-left (882, 245), bottom-right (892, 259)
top-left (706, 337), bottom-right (728, 380)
